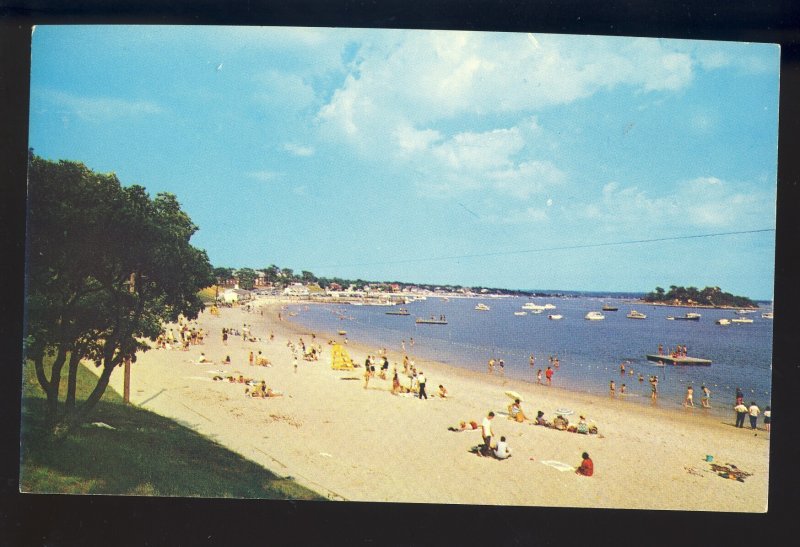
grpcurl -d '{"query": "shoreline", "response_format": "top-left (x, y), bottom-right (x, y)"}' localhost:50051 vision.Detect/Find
top-left (276, 301), bottom-right (747, 431)
top-left (93, 298), bottom-right (770, 510)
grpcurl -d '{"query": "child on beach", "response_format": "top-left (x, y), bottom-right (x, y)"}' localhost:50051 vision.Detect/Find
top-left (537, 369), bottom-right (542, 384)
top-left (534, 410), bottom-right (548, 426)
top-left (764, 406), bottom-right (771, 432)
top-left (576, 452), bottom-right (594, 476)
top-left (609, 380), bottom-right (616, 397)
top-left (620, 384), bottom-right (626, 395)
top-left (545, 366), bottom-right (553, 386)
top-left (437, 385), bottom-right (448, 398)
top-left (684, 386), bottom-right (694, 407)
top-left (701, 385), bottom-right (711, 408)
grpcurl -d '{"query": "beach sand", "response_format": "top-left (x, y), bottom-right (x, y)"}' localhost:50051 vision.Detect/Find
top-left (93, 299), bottom-right (769, 510)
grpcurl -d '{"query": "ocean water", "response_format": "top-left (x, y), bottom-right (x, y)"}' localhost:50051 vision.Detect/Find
top-left (286, 296), bottom-right (773, 418)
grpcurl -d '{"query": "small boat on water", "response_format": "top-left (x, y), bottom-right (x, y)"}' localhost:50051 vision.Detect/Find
top-left (522, 303), bottom-right (545, 311)
top-left (645, 354), bottom-right (712, 366)
top-left (385, 308), bottom-right (410, 316)
top-left (514, 311), bottom-right (528, 316)
top-left (548, 314), bottom-right (563, 320)
top-left (338, 330), bottom-right (347, 335)
top-left (716, 318), bottom-right (731, 326)
top-left (667, 313), bottom-right (701, 321)
top-left (475, 303), bottom-right (490, 311)
top-left (736, 309), bottom-right (756, 315)
top-left (543, 303), bottom-right (557, 310)
top-left (761, 312), bottom-right (773, 319)
top-left (602, 304), bottom-right (619, 311)
top-left (584, 311), bottom-right (605, 321)
top-left (626, 310), bottom-right (647, 319)
top-left (731, 317), bottom-right (754, 324)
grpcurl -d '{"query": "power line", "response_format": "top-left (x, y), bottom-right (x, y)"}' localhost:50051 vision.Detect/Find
top-left (315, 228), bottom-right (775, 269)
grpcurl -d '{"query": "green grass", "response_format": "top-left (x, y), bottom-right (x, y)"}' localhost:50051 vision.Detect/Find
top-left (20, 358), bottom-right (325, 500)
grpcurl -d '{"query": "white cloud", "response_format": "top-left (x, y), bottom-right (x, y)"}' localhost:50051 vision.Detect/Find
top-left (253, 70), bottom-right (316, 112)
top-left (38, 89), bottom-right (164, 122)
top-left (247, 170), bottom-right (281, 182)
top-left (283, 142), bottom-right (315, 156)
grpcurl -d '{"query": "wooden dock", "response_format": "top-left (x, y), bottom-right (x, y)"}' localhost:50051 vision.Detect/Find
top-left (645, 354), bottom-right (711, 366)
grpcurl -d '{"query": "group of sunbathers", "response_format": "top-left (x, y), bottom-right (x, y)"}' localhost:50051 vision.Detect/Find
top-left (533, 411), bottom-right (597, 434)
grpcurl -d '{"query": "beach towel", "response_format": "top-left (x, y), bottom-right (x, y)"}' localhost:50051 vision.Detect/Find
top-left (541, 460), bottom-right (575, 472)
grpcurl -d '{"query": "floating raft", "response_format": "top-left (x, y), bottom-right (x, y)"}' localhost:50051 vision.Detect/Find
top-left (645, 354), bottom-right (711, 366)
top-left (415, 318), bottom-right (448, 324)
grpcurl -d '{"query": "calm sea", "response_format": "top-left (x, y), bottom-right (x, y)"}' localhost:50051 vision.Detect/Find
top-left (286, 296), bottom-right (773, 418)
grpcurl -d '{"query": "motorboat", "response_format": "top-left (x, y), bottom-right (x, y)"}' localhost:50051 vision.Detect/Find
top-left (543, 303), bottom-right (557, 310)
top-left (602, 304), bottom-right (619, 311)
top-left (761, 312), bottom-right (773, 319)
top-left (731, 317), bottom-right (754, 324)
top-left (667, 313), bottom-right (700, 321)
top-left (584, 311), bottom-right (605, 320)
top-left (385, 307), bottom-right (410, 316)
top-left (522, 303), bottom-right (546, 311)
top-left (513, 311), bottom-right (528, 316)
top-left (716, 318), bottom-right (731, 326)
top-left (626, 310), bottom-right (647, 319)
top-left (475, 303), bottom-right (490, 311)
top-left (548, 314), bottom-right (563, 320)
top-left (736, 309), bottom-right (756, 315)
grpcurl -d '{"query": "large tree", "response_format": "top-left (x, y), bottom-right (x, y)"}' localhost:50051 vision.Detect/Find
top-left (235, 267), bottom-right (257, 290)
top-left (24, 155), bottom-right (214, 434)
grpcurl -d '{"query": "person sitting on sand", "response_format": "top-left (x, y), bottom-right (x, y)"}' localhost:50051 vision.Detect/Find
top-left (576, 415), bottom-right (589, 434)
top-left (223, 355), bottom-right (231, 364)
top-left (507, 399), bottom-right (527, 422)
top-left (535, 410), bottom-right (548, 426)
top-left (391, 372), bottom-right (401, 394)
top-left (437, 385), bottom-right (448, 398)
top-left (576, 452), bottom-right (594, 477)
top-left (198, 353), bottom-right (210, 363)
top-left (553, 414), bottom-right (569, 431)
top-left (493, 436), bottom-right (512, 460)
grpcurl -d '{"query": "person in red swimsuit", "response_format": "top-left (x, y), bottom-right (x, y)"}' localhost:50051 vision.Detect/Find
top-left (576, 452), bottom-right (594, 476)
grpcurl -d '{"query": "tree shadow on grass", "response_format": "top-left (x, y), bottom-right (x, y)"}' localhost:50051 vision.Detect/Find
top-left (20, 397), bottom-right (325, 501)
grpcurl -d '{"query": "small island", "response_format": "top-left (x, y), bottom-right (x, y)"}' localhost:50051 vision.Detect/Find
top-left (641, 285), bottom-right (758, 309)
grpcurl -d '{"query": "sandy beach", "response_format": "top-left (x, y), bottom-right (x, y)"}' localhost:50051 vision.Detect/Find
top-left (94, 299), bottom-right (769, 510)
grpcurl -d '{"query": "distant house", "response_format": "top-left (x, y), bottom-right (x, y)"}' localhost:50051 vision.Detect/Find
top-left (221, 288), bottom-right (253, 303)
top-left (283, 283), bottom-right (309, 297)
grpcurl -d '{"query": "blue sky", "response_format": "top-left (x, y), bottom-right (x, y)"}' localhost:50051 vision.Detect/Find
top-left (28, 26), bottom-right (779, 299)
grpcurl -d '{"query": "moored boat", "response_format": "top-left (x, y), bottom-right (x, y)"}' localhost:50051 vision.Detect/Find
top-left (385, 307), bottom-right (410, 316)
top-left (716, 318), bottom-right (731, 326)
top-left (602, 304), bottom-right (619, 311)
top-left (667, 313), bottom-right (700, 321)
top-left (761, 312), bottom-right (773, 319)
top-left (584, 311), bottom-right (605, 320)
top-left (475, 303), bottom-right (490, 311)
top-left (731, 317), bottom-right (754, 324)
top-left (626, 310), bottom-right (647, 319)
top-left (548, 314), bottom-right (563, 320)
top-left (513, 311), bottom-right (527, 316)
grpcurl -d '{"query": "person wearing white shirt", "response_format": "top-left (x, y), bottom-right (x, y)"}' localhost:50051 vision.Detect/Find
top-left (493, 436), bottom-right (511, 460)
top-left (748, 402), bottom-right (760, 430)
top-left (480, 412), bottom-right (495, 456)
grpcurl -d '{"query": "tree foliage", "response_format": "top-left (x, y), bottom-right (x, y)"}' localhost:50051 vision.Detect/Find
top-left (643, 285), bottom-right (757, 308)
top-left (24, 154), bottom-right (214, 433)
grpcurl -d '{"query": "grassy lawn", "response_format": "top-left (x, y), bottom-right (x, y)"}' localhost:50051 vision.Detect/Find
top-left (20, 358), bottom-right (325, 500)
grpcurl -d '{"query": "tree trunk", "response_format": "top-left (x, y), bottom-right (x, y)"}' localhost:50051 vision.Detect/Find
top-left (61, 358), bottom-right (117, 432)
top-left (64, 350), bottom-right (82, 413)
top-left (38, 347), bottom-right (68, 427)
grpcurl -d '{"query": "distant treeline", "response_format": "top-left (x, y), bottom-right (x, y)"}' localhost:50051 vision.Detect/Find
top-left (213, 265), bottom-right (551, 297)
top-left (643, 285), bottom-right (757, 308)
